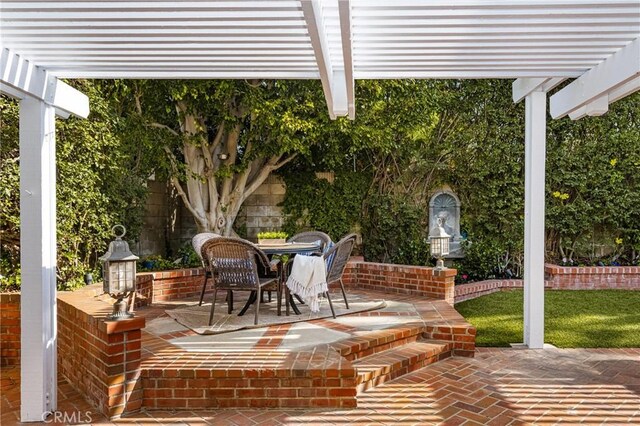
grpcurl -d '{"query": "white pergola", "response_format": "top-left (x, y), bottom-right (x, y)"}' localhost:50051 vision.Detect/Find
top-left (1, 0), bottom-right (639, 422)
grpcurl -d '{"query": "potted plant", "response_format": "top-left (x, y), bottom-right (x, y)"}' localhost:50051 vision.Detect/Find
top-left (257, 231), bottom-right (288, 245)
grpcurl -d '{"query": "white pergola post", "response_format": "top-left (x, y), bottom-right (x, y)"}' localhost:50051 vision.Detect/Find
top-left (523, 91), bottom-right (547, 349)
top-left (2, 49), bottom-right (87, 422)
top-left (19, 97), bottom-right (58, 422)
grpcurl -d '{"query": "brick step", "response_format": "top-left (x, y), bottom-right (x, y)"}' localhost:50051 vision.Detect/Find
top-left (330, 322), bottom-right (427, 361)
top-left (352, 340), bottom-right (452, 394)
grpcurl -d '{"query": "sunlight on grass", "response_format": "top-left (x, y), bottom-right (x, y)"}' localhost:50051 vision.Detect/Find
top-left (455, 290), bottom-right (640, 348)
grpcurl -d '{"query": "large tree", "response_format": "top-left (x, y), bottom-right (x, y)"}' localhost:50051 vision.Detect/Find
top-left (115, 80), bottom-right (331, 235)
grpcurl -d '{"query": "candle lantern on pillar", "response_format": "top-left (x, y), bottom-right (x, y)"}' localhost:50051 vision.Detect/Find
top-left (429, 217), bottom-right (451, 271)
top-left (99, 225), bottom-right (139, 320)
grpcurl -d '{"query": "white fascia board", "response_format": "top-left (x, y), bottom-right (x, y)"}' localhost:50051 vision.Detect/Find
top-left (301, 0), bottom-right (348, 119)
top-left (550, 37), bottom-right (640, 119)
top-left (0, 48), bottom-right (89, 119)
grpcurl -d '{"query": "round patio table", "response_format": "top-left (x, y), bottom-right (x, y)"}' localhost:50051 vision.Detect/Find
top-left (257, 241), bottom-right (322, 256)
top-left (236, 241), bottom-right (322, 317)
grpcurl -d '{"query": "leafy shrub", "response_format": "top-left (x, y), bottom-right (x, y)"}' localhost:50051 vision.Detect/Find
top-left (453, 238), bottom-right (522, 283)
top-left (281, 170), bottom-right (369, 242)
top-left (177, 243), bottom-right (202, 268)
top-left (257, 231), bottom-right (288, 240)
top-left (362, 194), bottom-right (430, 266)
top-left (138, 243), bottom-right (202, 272)
top-left (0, 81), bottom-right (154, 291)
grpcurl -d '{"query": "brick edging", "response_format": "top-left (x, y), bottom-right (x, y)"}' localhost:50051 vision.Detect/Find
top-left (544, 263), bottom-right (639, 290)
top-left (454, 280), bottom-right (529, 303)
top-left (455, 264), bottom-right (640, 303)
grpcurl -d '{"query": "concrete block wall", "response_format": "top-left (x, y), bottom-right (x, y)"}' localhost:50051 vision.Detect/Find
top-left (136, 180), bottom-right (187, 258)
top-left (237, 174), bottom-right (287, 241)
top-left (136, 180), bottom-right (197, 258)
top-left (138, 172), bottom-right (331, 252)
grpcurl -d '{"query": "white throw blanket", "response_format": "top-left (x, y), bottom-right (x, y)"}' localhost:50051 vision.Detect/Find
top-left (286, 255), bottom-right (328, 313)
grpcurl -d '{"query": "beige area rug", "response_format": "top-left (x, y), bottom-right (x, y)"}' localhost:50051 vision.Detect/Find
top-left (167, 294), bottom-right (386, 335)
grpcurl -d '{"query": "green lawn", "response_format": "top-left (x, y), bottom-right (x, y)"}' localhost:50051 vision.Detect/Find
top-left (455, 290), bottom-right (640, 348)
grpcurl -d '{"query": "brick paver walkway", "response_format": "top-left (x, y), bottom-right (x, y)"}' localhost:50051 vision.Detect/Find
top-left (2, 347), bottom-right (639, 425)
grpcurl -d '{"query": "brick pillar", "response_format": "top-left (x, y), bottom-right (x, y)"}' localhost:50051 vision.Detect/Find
top-left (104, 318), bottom-right (145, 419)
top-left (432, 269), bottom-right (456, 305)
top-left (0, 293), bottom-right (21, 366)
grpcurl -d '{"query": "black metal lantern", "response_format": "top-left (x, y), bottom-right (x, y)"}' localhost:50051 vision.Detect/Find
top-left (99, 225), bottom-right (139, 321)
top-left (429, 217), bottom-right (451, 271)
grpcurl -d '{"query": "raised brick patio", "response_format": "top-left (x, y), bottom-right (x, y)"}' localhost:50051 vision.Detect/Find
top-left (2, 347), bottom-right (639, 425)
top-left (134, 290), bottom-right (474, 414)
top-left (23, 270), bottom-right (473, 420)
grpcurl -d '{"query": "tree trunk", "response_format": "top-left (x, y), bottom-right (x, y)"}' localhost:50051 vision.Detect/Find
top-left (170, 108), bottom-right (292, 238)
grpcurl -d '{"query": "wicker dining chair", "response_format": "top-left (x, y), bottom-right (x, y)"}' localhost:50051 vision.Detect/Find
top-left (288, 231), bottom-right (332, 253)
top-left (191, 232), bottom-right (220, 306)
top-left (322, 233), bottom-right (357, 317)
top-left (201, 237), bottom-right (279, 326)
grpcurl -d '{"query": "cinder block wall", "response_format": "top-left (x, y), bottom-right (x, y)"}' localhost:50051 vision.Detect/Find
top-left (236, 174), bottom-right (287, 241)
top-left (136, 180), bottom-right (185, 258)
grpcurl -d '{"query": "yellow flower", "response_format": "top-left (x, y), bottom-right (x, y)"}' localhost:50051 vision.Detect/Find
top-left (552, 191), bottom-right (562, 198)
top-left (610, 158), bottom-right (618, 167)
top-left (560, 193), bottom-right (570, 200)
top-left (615, 237), bottom-right (623, 245)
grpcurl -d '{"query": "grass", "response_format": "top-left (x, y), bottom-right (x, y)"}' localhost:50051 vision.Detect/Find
top-left (455, 289), bottom-right (640, 348)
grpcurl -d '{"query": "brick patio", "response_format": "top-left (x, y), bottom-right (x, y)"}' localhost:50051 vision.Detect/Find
top-left (2, 347), bottom-right (639, 425)
top-left (134, 289), bottom-right (474, 413)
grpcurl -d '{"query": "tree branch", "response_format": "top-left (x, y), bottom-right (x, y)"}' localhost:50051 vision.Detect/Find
top-left (209, 125), bottom-right (225, 160)
top-left (147, 122), bottom-right (180, 137)
top-left (242, 156), bottom-right (281, 203)
top-left (220, 124), bottom-right (241, 205)
top-left (274, 152), bottom-right (298, 169)
top-left (170, 176), bottom-right (205, 226)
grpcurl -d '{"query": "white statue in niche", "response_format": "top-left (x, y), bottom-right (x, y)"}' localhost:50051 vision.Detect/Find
top-left (436, 210), bottom-right (455, 237)
top-left (428, 190), bottom-right (464, 257)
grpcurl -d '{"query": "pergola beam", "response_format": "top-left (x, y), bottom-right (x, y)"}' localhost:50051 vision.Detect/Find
top-left (338, 0), bottom-right (355, 119)
top-left (550, 37), bottom-right (640, 119)
top-left (513, 77), bottom-right (566, 102)
top-left (301, 0), bottom-right (348, 119)
top-left (1, 48), bottom-right (89, 118)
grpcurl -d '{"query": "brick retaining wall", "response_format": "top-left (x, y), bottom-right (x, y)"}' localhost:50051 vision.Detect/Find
top-left (455, 280), bottom-right (531, 303)
top-left (454, 264), bottom-right (639, 303)
top-left (545, 264), bottom-right (640, 290)
top-left (57, 285), bottom-right (145, 418)
top-left (343, 260), bottom-right (456, 304)
top-left (136, 268), bottom-right (207, 305)
top-left (0, 293), bottom-right (20, 366)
